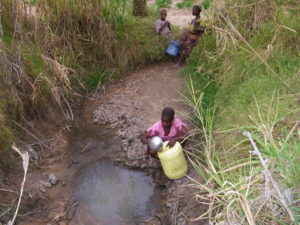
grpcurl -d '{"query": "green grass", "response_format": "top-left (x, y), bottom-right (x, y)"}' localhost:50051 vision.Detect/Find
top-left (113, 16), bottom-right (169, 71)
top-left (2, 33), bottom-right (13, 46)
top-left (22, 46), bottom-right (45, 79)
top-left (155, 0), bottom-right (172, 8)
top-left (183, 0), bottom-right (300, 223)
top-left (176, 0), bottom-right (195, 9)
top-left (84, 69), bottom-right (115, 91)
top-left (0, 111), bottom-right (16, 151)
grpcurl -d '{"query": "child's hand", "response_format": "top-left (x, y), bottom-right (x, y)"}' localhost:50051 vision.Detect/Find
top-left (167, 139), bottom-right (176, 148)
top-left (163, 21), bottom-right (169, 27)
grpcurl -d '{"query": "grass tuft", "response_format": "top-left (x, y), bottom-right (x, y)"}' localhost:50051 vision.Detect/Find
top-left (176, 0), bottom-right (195, 9)
top-left (155, 0), bottom-right (172, 8)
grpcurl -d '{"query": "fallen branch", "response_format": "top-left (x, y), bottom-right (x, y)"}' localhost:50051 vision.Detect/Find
top-left (243, 131), bottom-right (295, 222)
top-left (7, 144), bottom-right (30, 225)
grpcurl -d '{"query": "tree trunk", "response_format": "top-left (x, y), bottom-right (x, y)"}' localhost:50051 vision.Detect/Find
top-left (133, 0), bottom-right (147, 17)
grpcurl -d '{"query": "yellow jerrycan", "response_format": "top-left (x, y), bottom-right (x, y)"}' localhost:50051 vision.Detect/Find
top-left (158, 142), bottom-right (188, 179)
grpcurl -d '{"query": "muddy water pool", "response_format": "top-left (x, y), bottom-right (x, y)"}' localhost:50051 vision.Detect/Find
top-left (72, 161), bottom-right (161, 224)
top-left (69, 124), bottom-right (161, 224)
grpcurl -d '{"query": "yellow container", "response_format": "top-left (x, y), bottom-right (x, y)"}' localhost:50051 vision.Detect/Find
top-left (158, 142), bottom-right (188, 179)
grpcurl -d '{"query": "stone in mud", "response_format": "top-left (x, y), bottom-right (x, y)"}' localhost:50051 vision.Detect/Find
top-left (40, 180), bottom-right (52, 188)
top-left (49, 173), bottom-right (58, 185)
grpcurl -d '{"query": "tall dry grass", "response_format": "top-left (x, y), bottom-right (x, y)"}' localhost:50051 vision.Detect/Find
top-left (0, 0), bottom-right (167, 151)
top-left (36, 0), bottom-right (115, 63)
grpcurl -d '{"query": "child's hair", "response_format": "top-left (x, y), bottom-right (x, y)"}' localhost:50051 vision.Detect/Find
top-left (193, 5), bottom-right (202, 14)
top-left (161, 107), bottom-right (175, 121)
top-left (160, 9), bottom-right (167, 14)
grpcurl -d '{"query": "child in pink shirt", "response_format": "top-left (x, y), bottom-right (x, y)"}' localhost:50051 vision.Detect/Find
top-left (141, 107), bottom-right (188, 157)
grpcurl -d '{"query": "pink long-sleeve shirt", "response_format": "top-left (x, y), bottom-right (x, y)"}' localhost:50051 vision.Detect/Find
top-left (147, 118), bottom-right (187, 141)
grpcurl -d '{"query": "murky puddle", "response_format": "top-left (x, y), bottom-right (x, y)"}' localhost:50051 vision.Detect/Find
top-left (69, 124), bottom-right (161, 224)
top-left (72, 160), bottom-right (161, 224)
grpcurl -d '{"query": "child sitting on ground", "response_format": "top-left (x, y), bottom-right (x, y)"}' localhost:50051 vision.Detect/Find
top-left (155, 9), bottom-right (174, 40)
top-left (175, 5), bottom-right (206, 66)
top-left (140, 107), bottom-right (188, 158)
